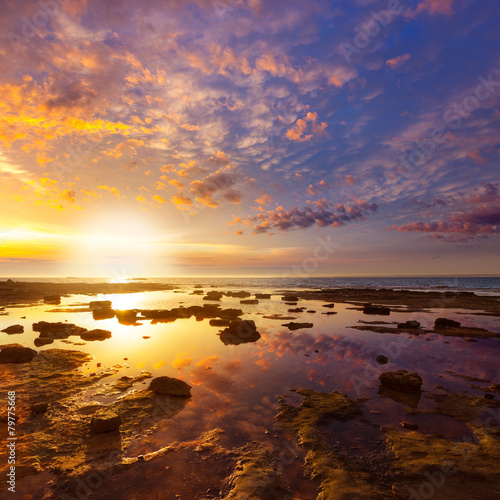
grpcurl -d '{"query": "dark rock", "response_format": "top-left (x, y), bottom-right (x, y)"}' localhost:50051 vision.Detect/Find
top-left (400, 421), bottom-right (419, 430)
top-left (255, 293), bottom-right (271, 299)
top-left (218, 308), bottom-right (243, 317)
top-left (33, 321), bottom-right (87, 339)
top-left (322, 303), bottom-right (335, 308)
top-left (194, 285), bottom-right (203, 288)
top-left (322, 311), bottom-right (338, 315)
top-left (434, 318), bottom-right (461, 328)
top-left (0, 345), bottom-right (37, 363)
top-left (191, 290), bottom-right (204, 295)
top-left (80, 329), bottom-right (112, 341)
top-left (34, 338), bottom-right (54, 347)
top-left (219, 320), bottom-right (261, 345)
top-left (397, 321), bottom-right (421, 329)
top-left (225, 291), bottom-right (251, 298)
top-left (282, 295), bottom-right (299, 302)
top-left (307, 310), bottom-right (316, 313)
top-left (1, 324), bottom-right (24, 334)
top-left (149, 376), bottom-right (192, 396)
top-left (30, 402), bottom-right (48, 414)
top-left (209, 319), bottom-right (232, 327)
top-left (90, 409), bottom-right (122, 433)
top-left (379, 370), bottom-right (423, 393)
top-left (92, 307), bottom-right (116, 320)
top-left (89, 300), bottom-right (112, 309)
top-left (484, 394), bottom-right (495, 400)
top-left (363, 305), bottom-right (390, 315)
top-left (240, 299), bottom-right (259, 304)
top-left (43, 295), bottom-right (61, 304)
top-left (375, 355), bottom-right (389, 365)
top-left (281, 322), bottom-right (313, 331)
top-left (288, 308), bottom-right (303, 313)
top-left (114, 310), bottom-right (137, 321)
top-left (204, 291), bottom-right (223, 301)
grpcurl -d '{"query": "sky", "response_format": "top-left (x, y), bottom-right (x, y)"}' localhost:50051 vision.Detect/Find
top-left (0, 0), bottom-right (499, 277)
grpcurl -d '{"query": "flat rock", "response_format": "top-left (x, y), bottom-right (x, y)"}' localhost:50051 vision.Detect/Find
top-left (363, 305), bottom-right (391, 315)
top-left (282, 295), bottom-right (299, 302)
top-left (0, 345), bottom-right (37, 363)
top-left (281, 322), bottom-right (313, 331)
top-left (255, 293), bottom-right (271, 299)
top-left (435, 317), bottom-right (461, 328)
top-left (80, 329), bottom-right (112, 341)
top-left (90, 409), bottom-right (122, 433)
top-left (240, 299), bottom-right (258, 304)
top-left (397, 321), bottom-right (421, 329)
top-left (1, 324), bottom-right (24, 334)
top-left (379, 370), bottom-right (423, 393)
top-left (149, 376), bottom-right (192, 396)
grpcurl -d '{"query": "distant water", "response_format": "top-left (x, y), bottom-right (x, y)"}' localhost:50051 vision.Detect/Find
top-left (5, 276), bottom-right (500, 295)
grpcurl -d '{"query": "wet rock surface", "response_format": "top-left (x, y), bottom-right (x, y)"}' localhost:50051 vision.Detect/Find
top-left (281, 322), bottom-right (314, 331)
top-left (0, 344), bottom-right (37, 363)
top-left (1, 324), bottom-right (24, 334)
top-left (148, 376), bottom-right (192, 396)
top-left (218, 319), bottom-right (261, 345)
top-left (379, 370), bottom-right (423, 393)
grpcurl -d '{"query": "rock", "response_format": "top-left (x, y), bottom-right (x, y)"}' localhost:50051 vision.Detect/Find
top-left (6, 279), bottom-right (14, 284)
top-left (375, 355), bottom-right (389, 365)
top-left (219, 320), bottom-right (261, 345)
top-left (322, 311), bottom-right (338, 315)
top-left (225, 291), bottom-right (251, 298)
top-left (288, 308), bottom-right (302, 313)
top-left (148, 376), bottom-right (192, 396)
top-left (281, 322), bottom-right (313, 331)
top-left (397, 321), bottom-right (421, 329)
top-left (114, 310), bottom-right (137, 321)
top-left (400, 421), bottom-right (419, 430)
top-left (43, 295), bottom-right (61, 304)
top-left (379, 370), bottom-right (423, 393)
top-left (34, 338), bottom-right (54, 347)
top-left (203, 291), bottom-right (223, 301)
top-left (33, 321), bottom-right (87, 339)
top-left (434, 318), bottom-right (461, 328)
top-left (218, 308), bottom-right (243, 317)
top-left (240, 299), bottom-right (259, 304)
top-left (282, 295), bottom-right (299, 302)
top-left (90, 409), bottom-right (122, 433)
top-left (484, 394), bottom-right (495, 400)
top-left (194, 284), bottom-right (203, 288)
top-left (80, 329), bottom-right (112, 341)
top-left (363, 305), bottom-right (390, 315)
top-left (88, 300), bottom-right (112, 309)
top-left (92, 307), bottom-right (115, 320)
top-left (255, 293), bottom-right (271, 299)
top-left (0, 345), bottom-right (37, 363)
top-left (1, 324), bottom-right (24, 334)
top-left (30, 402), bottom-right (48, 414)
top-left (191, 290), bottom-right (204, 295)
top-left (322, 303), bottom-right (335, 308)
top-left (209, 319), bottom-right (232, 327)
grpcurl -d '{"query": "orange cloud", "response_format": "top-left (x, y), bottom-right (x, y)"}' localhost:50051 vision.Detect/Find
top-left (416, 0), bottom-right (454, 15)
top-left (98, 185), bottom-right (121, 198)
top-left (286, 111), bottom-right (328, 142)
top-left (386, 53), bottom-right (411, 69)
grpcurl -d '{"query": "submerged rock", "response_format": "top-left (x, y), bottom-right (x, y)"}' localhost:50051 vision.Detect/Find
top-left (219, 320), bottom-right (261, 345)
top-left (33, 321), bottom-right (87, 339)
top-left (281, 322), bottom-right (313, 331)
top-left (434, 317), bottom-right (461, 328)
top-left (43, 295), bottom-right (61, 304)
top-left (90, 409), bottom-right (122, 433)
top-left (379, 370), bottom-right (423, 393)
top-left (148, 376), bottom-right (192, 396)
top-left (1, 324), bottom-right (24, 334)
top-left (92, 307), bottom-right (116, 320)
top-left (89, 300), bottom-right (112, 309)
top-left (0, 345), bottom-right (37, 363)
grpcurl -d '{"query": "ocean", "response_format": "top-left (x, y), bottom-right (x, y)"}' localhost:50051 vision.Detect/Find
top-left (6, 276), bottom-right (500, 294)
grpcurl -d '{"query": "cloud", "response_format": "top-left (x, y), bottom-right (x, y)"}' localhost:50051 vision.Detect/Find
top-left (238, 198), bottom-right (378, 234)
top-left (98, 185), bottom-right (121, 198)
top-left (189, 167), bottom-right (241, 207)
top-left (286, 111), bottom-right (328, 142)
top-left (416, 0), bottom-right (455, 16)
top-left (386, 54), bottom-right (411, 69)
top-left (345, 175), bottom-right (356, 186)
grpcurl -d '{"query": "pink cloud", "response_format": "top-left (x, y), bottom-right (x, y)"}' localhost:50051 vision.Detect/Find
top-left (415, 0), bottom-right (455, 16)
top-left (386, 54), bottom-right (411, 69)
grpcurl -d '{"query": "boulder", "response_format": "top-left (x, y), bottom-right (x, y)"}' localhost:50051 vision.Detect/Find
top-left (203, 291), bottom-right (223, 301)
top-left (34, 338), bottom-right (53, 347)
top-left (282, 295), bottom-right (299, 302)
top-left (0, 345), bottom-right (37, 363)
top-left (434, 318), bottom-right (461, 328)
top-left (1, 324), bottom-right (24, 334)
top-left (322, 303), bottom-right (335, 308)
top-left (375, 355), bottom-right (389, 365)
top-left (379, 370), bottom-right (423, 393)
top-left (148, 376), bottom-right (192, 396)
top-left (397, 321), bottom-right (421, 329)
top-left (255, 293), bottom-right (271, 299)
top-left (281, 322), bottom-right (313, 331)
top-left (363, 305), bottom-right (390, 315)
top-left (80, 329), bottom-right (112, 341)
top-left (92, 307), bottom-right (116, 320)
top-left (288, 308), bottom-right (302, 313)
top-left (218, 308), bottom-right (243, 317)
top-left (90, 409), bottom-right (122, 433)
top-left (219, 320), bottom-right (261, 345)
